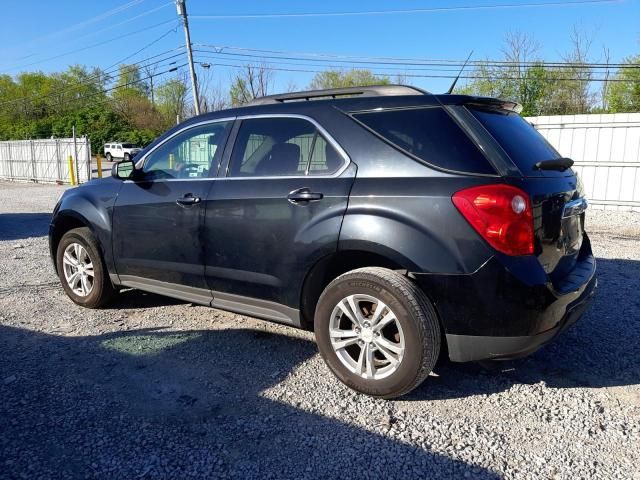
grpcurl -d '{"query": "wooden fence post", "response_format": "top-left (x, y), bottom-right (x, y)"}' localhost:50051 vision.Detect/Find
top-left (96, 154), bottom-right (103, 178)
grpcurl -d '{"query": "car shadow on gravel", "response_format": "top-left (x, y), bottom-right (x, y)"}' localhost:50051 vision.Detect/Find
top-left (0, 325), bottom-right (499, 479)
top-left (408, 257), bottom-right (640, 401)
top-left (104, 288), bottom-right (187, 309)
top-left (0, 213), bottom-right (52, 241)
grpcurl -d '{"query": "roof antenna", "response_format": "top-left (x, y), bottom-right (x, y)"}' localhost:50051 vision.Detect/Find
top-left (447, 50), bottom-right (474, 94)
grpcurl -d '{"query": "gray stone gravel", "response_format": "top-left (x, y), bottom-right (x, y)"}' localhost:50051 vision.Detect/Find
top-left (0, 181), bottom-right (639, 479)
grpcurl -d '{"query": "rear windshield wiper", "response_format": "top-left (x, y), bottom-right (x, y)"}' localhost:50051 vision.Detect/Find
top-left (534, 158), bottom-right (574, 172)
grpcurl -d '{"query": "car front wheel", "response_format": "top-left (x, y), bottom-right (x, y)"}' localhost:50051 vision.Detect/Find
top-left (314, 267), bottom-right (440, 399)
top-left (56, 227), bottom-right (114, 308)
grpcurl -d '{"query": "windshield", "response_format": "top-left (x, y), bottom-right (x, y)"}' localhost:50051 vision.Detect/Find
top-left (121, 143), bottom-right (138, 148)
top-left (470, 108), bottom-right (562, 176)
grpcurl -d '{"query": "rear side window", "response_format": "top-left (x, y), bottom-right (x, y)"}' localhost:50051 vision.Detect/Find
top-left (352, 107), bottom-right (495, 174)
top-left (228, 117), bottom-right (344, 177)
top-left (470, 108), bottom-right (561, 175)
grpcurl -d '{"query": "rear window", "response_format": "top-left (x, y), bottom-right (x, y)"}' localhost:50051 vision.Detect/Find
top-left (352, 107), bottom-right (495, 174)
top-left (121, 143), bottom-right (136, 148)
top-left (470, 108), bottom-right (561, 174)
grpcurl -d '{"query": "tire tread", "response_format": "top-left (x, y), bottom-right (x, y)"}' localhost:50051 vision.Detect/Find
top-left (317, 267), bottom-right (441, 398)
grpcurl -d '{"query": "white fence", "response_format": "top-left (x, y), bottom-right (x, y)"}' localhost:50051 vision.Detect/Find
top-left (527, 113), bottom-right (640, 212)
top-left (0, 137), bottom-right (92, 184)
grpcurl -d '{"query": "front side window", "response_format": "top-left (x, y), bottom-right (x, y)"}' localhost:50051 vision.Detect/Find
top-left (143, 121), bottom-right (231, 179)
top-left (352, 107), bottom-right (495, 175)
top-left (228, 117), bottom-right (344, 177)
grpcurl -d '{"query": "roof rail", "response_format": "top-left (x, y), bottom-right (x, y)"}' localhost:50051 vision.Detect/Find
top-left (246, 84), bottom-right (429, 106)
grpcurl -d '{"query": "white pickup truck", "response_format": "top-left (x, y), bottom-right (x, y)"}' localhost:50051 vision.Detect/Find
top-left (103, 143), bottom-right (142, 162)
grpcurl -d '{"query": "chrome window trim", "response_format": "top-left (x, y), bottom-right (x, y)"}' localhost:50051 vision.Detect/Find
top-left (128, 113), bottom-right (352, 183)
top-left (134, 116), bottom-right (237, 171)
top-left (224, 113), bottom-right (352, 180)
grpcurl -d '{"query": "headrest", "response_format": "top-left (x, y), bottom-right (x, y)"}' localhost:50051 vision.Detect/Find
top-left (256, 143), bottom-right (301, 176)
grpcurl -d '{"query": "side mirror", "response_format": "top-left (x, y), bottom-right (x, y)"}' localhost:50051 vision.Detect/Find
top-left (112, 160), bottom-right (134, 180)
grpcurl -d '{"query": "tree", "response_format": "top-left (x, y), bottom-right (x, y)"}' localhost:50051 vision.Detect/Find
top-left (156, 77), bottom-right (188, 124)
top-left (229, 64), bottom-right (274, 106)
top-left (542, 26), bottom-right (596, 115)
top-left (309, 69), bottom-right (390, 90)
top-left (459, 32), bottom-right (549, 116)
top-left (0, 64), bottom-right (163, 149)
top-left (606, 55), bottom-right (640, 113)
top-left (196, 65), bottom-right (228, 112)
top-left (113, 64), bottom-right (148, 99)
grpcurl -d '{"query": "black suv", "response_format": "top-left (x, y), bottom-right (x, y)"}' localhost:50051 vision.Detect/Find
top-left (50, 85), bottom-right (596, 398)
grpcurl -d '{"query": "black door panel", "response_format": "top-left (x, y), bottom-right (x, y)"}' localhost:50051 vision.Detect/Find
top-left (111, 120), bottom-right (232, 293)
top-left (203, 166), bottom-right (355, 308)
top-left (112, 180), bottom-right (211, 290)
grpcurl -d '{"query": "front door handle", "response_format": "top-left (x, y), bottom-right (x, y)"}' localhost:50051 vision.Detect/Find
top-left (287, 188), bottom-right (324, 204)
top-left (176, 194), bottom-right (201, 207)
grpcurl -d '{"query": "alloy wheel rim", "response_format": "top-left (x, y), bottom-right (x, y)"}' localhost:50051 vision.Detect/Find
top-left (62, 243), bottom-right (94, 297)
top-left (329, 294), bottom-right (405, 380)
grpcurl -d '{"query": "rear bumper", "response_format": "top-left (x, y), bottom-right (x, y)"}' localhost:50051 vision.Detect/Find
top-left (412, 237), bottom-right (597, 362)
top-left (444, 274), bottom-right (596, 362)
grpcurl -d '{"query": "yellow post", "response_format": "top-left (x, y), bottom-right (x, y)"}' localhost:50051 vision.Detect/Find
top-left (169, 153), bottom-right (175, 169)
top-left (96, 154), bottom-right (103, 178)
top-left (67, 155), bottom-right (76, 186)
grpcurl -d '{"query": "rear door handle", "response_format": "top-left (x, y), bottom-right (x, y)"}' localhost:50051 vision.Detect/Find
top-left (176, 194), bottom-right (201, 207)
top-left (287, 188), bottom-right (324, 204)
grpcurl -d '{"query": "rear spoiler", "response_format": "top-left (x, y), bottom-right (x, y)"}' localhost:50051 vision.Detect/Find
top-left (467, 97), bottom-right (523, 114)
top-left (440, 95), bottom-right (523, 114)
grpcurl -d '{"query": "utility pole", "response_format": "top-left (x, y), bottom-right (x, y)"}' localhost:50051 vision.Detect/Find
top-left (176, 0), bottom-right (200, 115)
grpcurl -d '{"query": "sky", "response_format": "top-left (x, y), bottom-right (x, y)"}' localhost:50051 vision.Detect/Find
top-left (0, 0), bottom-right (638, 94)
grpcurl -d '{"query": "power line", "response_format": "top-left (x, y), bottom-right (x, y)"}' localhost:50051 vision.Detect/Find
top-left (194, 49), bottom-right (640, 74)
top-left (195, 44), bottom-right (640, 70)
top-left (0, 48), bottom-right (185, 109)
top-left (0, 25), bottom-right (183, 109)
top-left (3, 0), bottom-right (147, 52)
top-left (68, 2), bottom-right (175, 47)
top-left (193, 52), bottom-right (478, 73)
top-left (195, 59), bottom-right (637, 83)
top-left (25, 65), bottom-right (188, 126)
top-left (103, 25), bottom-right (181, 73)
top-left (190, 0), bottom-right (620, 19)
top-left (44, 64), bottom-right (188, 113)
top-left (0, 19), bottom-right (178, 74)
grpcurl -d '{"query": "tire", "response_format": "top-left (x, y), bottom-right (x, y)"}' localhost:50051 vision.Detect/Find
top-left (123, 153), bottom-right (130, 162)
top-left (56, 227), bottom-right (115, 308)
top-left (106, 153), bottom-right (112, 162)
top-left (314, 267), bottom-right (440, 399)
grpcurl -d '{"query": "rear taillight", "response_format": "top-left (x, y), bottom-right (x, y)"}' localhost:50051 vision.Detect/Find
top-left (452, 184), bottom-right (534, 256)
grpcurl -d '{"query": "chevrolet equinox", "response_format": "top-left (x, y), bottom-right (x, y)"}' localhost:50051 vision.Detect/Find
top-left (49, 85), bottom-right (597, 398)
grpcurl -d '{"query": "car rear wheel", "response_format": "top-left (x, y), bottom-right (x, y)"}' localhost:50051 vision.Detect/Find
top-left (314, 267), bottom-right (440, 398)
top-left (106, 153), bottom-right (112, 162)
top-left (56, 227), bottom-right (114, 308)
top-left (123, 153), bottom-right (130, 162)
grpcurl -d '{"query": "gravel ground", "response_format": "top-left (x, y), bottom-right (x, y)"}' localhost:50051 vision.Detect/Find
top-left (0, 180), bottom-right (639, 479)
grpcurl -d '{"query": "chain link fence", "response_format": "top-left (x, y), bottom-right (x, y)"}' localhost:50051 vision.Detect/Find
top-left (0, 137), bottom-right (92, 184)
